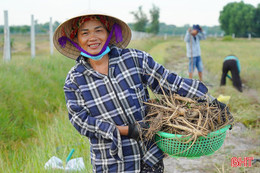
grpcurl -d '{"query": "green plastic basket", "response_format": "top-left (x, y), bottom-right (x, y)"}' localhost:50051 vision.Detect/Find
top-left (155, 125), bottom-right (230, 158)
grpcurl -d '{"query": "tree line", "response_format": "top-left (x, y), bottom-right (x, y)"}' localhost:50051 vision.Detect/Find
top-left (0, 21), bottom-right (223, 37)
top-left (0, 20), bottom-right (60, 34)
top-left (130, 5), bottom-right (160, 34)
top-left (130, 2), bottom-right (260, 37)
top-left (1, 2), bottom-right (259, 37)
top-left (129, 5), bottom-right (223, 36)
top-left (219, 1), bottom-right (260, 37)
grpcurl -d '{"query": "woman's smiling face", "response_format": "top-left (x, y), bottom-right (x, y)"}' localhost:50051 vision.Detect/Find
top-left (77, 20), bottom-right (109, 55)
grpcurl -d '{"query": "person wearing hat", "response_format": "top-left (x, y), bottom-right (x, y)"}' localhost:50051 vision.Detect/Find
top-left (184, 24), bottom-right (206, 81)
top-left (54, 13), bottom-right (220, 172)
top-left (220, 55), bottom-right (242, 92)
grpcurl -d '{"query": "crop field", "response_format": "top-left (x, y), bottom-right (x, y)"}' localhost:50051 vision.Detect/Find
top-left (0, 34), bottom-right (259, 172)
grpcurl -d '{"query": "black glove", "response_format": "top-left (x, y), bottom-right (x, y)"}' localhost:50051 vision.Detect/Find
top-left (211, 99), bottom-right (230, 113)
top-left (127, 122), bottom-right (149, 141)
top-left (210, 99), bottom-right (233, 130)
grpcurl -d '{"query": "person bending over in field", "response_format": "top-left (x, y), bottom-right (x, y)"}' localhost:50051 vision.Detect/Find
top-left (220, 55), bottom-right (242, 92)
top-left (53, 12), bottom-right (228, 173)
top-left (184, 25), bottom-right (206, 81)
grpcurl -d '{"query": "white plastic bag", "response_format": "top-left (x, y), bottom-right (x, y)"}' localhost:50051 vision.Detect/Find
top-left (44, 156), bottom-right (64, 170)
top-left (65, 157), bottom-right (85, 171)
top-left (44, 156), bottom-right (85, 171)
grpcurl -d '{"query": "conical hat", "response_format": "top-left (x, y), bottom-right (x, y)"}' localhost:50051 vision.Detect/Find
top-left (53, 11), bottom-right (132, 60)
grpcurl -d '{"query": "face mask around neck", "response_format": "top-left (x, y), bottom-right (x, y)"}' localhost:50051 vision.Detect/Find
top-left (80, 46), bottom-right (110, 61)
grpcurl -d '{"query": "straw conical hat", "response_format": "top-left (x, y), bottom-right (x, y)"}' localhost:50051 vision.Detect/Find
top-left (53, 11), bottom-right (132, 60)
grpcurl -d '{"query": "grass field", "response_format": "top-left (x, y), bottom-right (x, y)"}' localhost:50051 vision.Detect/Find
top-left (0, 34), bottom-right (93, 172)
top-left (0, 34), bottom-right (259, 172)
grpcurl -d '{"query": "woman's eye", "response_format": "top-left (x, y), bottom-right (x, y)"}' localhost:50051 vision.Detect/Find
top-left (82, 32), bottom-right (88, 35)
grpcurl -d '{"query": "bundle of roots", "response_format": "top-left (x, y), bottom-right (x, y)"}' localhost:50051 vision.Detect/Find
top-left (143, 92), bottom-right (234, 143)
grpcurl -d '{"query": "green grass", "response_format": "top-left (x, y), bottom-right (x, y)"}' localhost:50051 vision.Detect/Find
top-left (200, 38), bottom-right (260, 128)
top-left (0, 108), bottom-right (92, 172)
top-left (128, 37), bottom-right (177, 65)
top-left (201, 39), bottom-right (260, 94)
top-left (0, 53), bottom-right (71, 142)
top-left (161, 37), bottom-right (260, 128)
top-left (128, 36), bottom-right (166, 52)
top-left (0, 50), bottom-right (92, 172)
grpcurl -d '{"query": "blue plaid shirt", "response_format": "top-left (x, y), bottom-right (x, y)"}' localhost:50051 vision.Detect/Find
top-left (64, 45), bottom-right (208, 172)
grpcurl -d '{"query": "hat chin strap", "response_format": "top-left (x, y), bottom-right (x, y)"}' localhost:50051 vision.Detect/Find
top-left (58, 23), bottom-right (122, 56)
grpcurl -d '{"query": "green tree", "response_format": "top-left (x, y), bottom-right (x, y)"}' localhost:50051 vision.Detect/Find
top-left (20, 25), bottom-right (30, 34)
top-left (219, 2), bottom-right (255, 37)
top-left (253, 4), bottom-right (260, 36)
top-left (131, 6), bottom-right (148, 32)
top-left (148, 4), bottom-right (160, 34)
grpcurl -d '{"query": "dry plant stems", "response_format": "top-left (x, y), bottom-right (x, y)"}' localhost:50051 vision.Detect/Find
top-left (141, 93), bottom-right (234, 157)
top-left (138, 75), bottom-right (234, 157)
top-left (143, 93), bottom-right (233, 143)
top-left (140, 78), bottom-right (234, 156)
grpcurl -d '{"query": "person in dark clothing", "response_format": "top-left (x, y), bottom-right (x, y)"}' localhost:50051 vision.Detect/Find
top-left (220, 55), bottom-right (242, 92)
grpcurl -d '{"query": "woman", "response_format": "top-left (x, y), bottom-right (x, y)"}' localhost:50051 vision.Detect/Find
top-left (54, 12), bottom-right (217, 173)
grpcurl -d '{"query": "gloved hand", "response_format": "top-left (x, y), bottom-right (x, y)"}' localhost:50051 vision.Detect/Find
top-left (210, 99), bottom-right (233, 130)
top-left (127, 122), bottom-right (149, 141)
top-left (211, 99), bottom-right (230, 113)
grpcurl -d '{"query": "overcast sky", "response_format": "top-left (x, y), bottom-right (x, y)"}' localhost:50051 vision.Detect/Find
top-left (0, 0), bottom-right (259, 26)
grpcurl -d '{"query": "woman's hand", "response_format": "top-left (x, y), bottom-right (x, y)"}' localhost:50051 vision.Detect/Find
top-left (117, 123), bottom-right (149, 141)
top-left (117, 125), bottom-right (140, 140)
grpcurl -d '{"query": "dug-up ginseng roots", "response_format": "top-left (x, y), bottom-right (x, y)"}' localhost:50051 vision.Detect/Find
top-left (142, 90), bottom-right (234, 146)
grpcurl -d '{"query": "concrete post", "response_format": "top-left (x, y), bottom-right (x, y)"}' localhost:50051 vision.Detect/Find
top-left (31, 15), bottom-right (35, 58)
top-left (49, 17), bottom-right (53, 55)
top-left (164, 33), bottom-right (167, 40)
top-left (3, 10), bottom-right (11, 61)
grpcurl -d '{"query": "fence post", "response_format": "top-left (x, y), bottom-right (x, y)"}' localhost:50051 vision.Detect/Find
top-left (232, 33), bottom-right (235, 39)
top-left (49, 17), bottom-right (53, 55)
top-left (248, 33), bottom-right (251, 40)
top-left (164, 33), bottom-right (167, 40)
top-left (31, 15), bottom-right (35, 58)
top-left (3, 10), bottom-right (11, 61)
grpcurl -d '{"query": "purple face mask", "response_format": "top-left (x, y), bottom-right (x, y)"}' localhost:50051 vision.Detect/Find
top-left (58, 23), bottom-right (123, 56)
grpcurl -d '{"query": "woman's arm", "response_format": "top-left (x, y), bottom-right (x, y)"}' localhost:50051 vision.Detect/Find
top-left (64, 75), bottom-right (124, 160)
top-left (117, 126), bottom-right (129, 136)
top-left (64, 78), bottom-right (118, 139)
